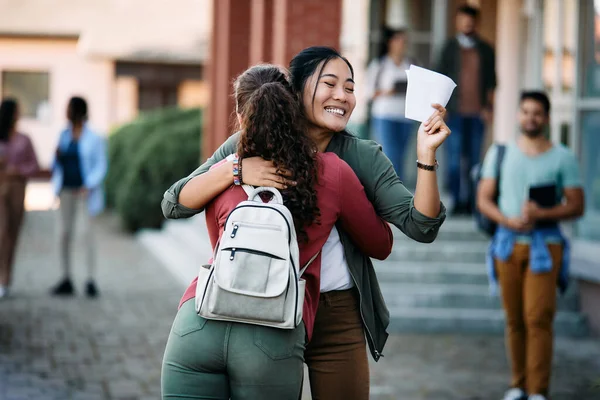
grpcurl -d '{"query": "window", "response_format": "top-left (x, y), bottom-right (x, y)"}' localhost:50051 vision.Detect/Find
top-left (1, 71), bottom-right (50, 119)
top-left (578, 111), bottom-right (600, 240)
top-left (580, 0), bottom-right (600, 98)
top-left (542, 0), bottom-right (576, 93)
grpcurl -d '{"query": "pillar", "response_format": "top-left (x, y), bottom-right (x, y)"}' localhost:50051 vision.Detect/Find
top-left (271, 0), bottom-right (343, 66)
top-left (203, 0), bottom-right (252, 160)
top-left (249, 0), bottom-right (274, 65)
top-left (493, 0), bottom-right (523, 143)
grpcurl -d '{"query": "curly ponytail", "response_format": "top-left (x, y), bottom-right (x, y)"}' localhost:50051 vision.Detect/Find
top-left (234, 65), bottom-right (320, 240)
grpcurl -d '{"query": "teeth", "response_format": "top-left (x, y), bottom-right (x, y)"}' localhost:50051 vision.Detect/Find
top-left (325, 108), bottom-right (345, 116)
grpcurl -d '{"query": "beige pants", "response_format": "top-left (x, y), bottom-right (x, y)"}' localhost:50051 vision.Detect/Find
top-left (495, 243), bottom-right (562, 396)
top-left (0, 179), bottom-right (26, 286)
top-left (58, 189), bottom-right (96, 279)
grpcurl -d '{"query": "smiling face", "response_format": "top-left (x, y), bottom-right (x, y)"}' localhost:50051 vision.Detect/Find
top-left (302, 57), bottom-right (356, 135)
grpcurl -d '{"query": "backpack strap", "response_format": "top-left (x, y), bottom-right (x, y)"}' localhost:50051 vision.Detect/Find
top-left (242, 184), bottom-right (254, 198)
top-left (299, 251), bottom-right (320, 277)
top-left (494, 144), bottom-right (507, 197)
top-left (495, 144), bottom-right (506, 182)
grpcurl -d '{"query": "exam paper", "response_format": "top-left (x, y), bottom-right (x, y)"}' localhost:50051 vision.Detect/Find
top-left (404, 65), bottom-right (457, 122)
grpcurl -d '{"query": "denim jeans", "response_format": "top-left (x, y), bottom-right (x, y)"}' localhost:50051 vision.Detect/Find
top-left (371, 117), bottom-right (416, 180)
top-left (445, 114), bottom-right (485, 209)
top-left (161, 300), bottom-right (306, 399)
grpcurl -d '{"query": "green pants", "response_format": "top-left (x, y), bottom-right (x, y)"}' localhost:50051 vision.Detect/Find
top-left (161, 300), bottom-right (306, 400)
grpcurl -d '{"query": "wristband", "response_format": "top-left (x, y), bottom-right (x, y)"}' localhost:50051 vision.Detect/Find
top-left (416, 159), bottom-right (439, 171)
top-left (233, 155), bottom-right (242, 185)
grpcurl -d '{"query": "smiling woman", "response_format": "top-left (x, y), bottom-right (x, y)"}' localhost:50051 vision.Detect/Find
top-left (301, 57), bottom-right (356, 143)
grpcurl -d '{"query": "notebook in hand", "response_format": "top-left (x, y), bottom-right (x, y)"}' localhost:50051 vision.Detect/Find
top-left (529, 183), bottom-right (557, 207)
top-left (529, 183), bottom-right (558, 227)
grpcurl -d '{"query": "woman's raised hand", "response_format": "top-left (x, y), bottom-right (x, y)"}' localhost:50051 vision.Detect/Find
top-left (416, 104), bottom-right (451, 160)
top-left (240, 157), bottom-right (297, 190)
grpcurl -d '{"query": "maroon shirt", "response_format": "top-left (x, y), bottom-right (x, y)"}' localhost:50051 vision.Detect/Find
top-left (0, 133), bottom-right (39, 178)
top-left (179, 152), bottom-right (394, 340)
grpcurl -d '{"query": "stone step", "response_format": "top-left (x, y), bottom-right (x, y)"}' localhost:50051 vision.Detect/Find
top-left (392, 218), bottom-right (489, 243)
top-left (388, 242), bottom-right (487, 263)
top-left (372, 262), bottom-right (488, 285)
top-left (379, 283), bottom-right (580, 312)
top-left (387, 307), bottom-right (589, 337)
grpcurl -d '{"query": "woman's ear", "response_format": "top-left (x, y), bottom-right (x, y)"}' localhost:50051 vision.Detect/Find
top-left (236, 112), bottom-right (243, 128)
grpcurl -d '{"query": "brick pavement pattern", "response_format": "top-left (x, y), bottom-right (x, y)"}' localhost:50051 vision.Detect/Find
top-left (1, 211), bottom-right (599, 399)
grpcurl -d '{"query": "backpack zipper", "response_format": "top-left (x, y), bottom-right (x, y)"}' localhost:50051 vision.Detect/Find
top-left (230, 222), bottom-right (281, 238)
top-left (225, 247), bottom-right (285, 261)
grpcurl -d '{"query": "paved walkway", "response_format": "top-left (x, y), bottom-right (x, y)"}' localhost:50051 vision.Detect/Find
top-left (1, 211), bottom-right (599, 399)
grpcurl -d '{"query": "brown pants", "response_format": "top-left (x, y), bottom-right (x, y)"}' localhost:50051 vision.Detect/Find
top-left (305, 289), bottom-right (370, 400)
top-left (0, 180), bottom-right (26, 286)
top-left (495, 243), bottom-right (562, 396)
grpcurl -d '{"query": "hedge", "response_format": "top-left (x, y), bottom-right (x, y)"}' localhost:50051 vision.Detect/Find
top-left (106, 107), bottom-right (202, 231)
top-left (105, 107), bottom-right (200, 208)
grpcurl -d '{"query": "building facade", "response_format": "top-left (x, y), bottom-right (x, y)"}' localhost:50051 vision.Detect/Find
top-left (0, 0), bottom-right (210, 169)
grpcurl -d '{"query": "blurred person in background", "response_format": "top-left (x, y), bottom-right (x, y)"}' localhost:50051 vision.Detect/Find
top-left (436, 4), bottom-right (496, 215)
top-left (0, 98), bottom-right (39, 299)
top-left (50, 96), bottom-right (107, 297)
top-left (477, 92), bottom-right (584, 400)
top-left (162, 46), bottom-right (450, 400)
top-left (365, 27), bottom-right (417, 179)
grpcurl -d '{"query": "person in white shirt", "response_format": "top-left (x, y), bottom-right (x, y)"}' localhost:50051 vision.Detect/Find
top-left (366, 27), bottom-right (417, 180)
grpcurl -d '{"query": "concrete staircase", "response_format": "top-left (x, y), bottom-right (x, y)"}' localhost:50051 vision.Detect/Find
top-left (138, 214), bottom-right (589, 337)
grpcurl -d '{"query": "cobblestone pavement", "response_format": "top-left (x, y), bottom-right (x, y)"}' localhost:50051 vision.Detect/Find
top-left (1, 211), bottom-right (599, 399)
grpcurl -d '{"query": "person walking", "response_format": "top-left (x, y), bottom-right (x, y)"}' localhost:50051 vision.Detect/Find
top-left (477, 91), bottom-right (585, 400)
top-left (162, 46), bottom-right (451, 400)
top-left (366, 27), bottom-right (417, 179)
top-left (0, 98), bottom-right (40, 298)
top-left (436, 4), bottom-right (496, 214)
top-left (50, 96), bottom-right (107, 297)
top-left (161, 64), bottom-right (393, 399)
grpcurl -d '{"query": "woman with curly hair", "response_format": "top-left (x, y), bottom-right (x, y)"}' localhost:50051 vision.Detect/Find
top-left (160, 64), bottom-right (393, 400)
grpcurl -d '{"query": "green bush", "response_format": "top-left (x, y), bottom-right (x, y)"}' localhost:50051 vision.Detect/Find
top-left (107, 107), bottom-right (202, 231)
top-left (105, 107), bottom-right (201, 208)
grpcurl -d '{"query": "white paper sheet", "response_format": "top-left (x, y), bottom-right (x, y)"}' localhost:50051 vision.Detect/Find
top-left (404, 65), bottom-right (457, 122)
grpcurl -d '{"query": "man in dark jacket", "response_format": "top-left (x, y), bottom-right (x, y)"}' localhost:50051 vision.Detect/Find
top-left (436, 4), bottom-right (496, 215)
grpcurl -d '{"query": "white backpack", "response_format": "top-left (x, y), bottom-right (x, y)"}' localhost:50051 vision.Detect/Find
top-left (195, 186), bottom-right (317, 329)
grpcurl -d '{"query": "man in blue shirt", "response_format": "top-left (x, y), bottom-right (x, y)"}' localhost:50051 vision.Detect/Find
top-left (477, 91), bottom-right (585, 400)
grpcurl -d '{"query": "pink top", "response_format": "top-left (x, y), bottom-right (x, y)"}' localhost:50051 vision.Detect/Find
top-left (0, 133), bottom-right (39, 178)
top-left (179, 152), bottom-right (393, 340)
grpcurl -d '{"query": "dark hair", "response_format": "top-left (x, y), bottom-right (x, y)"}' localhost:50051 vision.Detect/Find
top-left (289, 46), bottom-right (354, 125)
top-left (457, 4), bottom-right (479, 18)
top-left (67, 96), bottom-right (88, 125)
top-left (520, 91), bottom-right (551, 115)
top-left (379, 27), bottom-right (407, 58)
top-left (0, 98), bottom-right (18, 142)
top-left (234, 64), bottom-right (320, 240)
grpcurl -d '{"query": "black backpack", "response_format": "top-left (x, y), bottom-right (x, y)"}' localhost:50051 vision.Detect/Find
top-left (471, 144), bottom-right (506, 236)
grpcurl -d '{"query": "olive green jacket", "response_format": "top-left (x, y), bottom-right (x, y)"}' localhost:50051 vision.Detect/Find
top-left (161, 132), bottom-right (446, 361)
